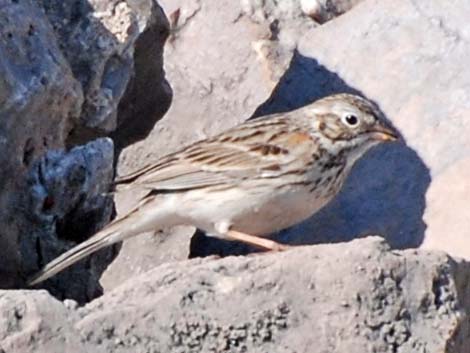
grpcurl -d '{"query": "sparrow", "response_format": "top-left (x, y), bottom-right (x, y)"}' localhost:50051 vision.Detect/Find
top-left (28, 93), bottom-right (398, 285)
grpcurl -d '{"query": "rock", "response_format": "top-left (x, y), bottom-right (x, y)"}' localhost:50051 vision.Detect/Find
top-left (104, 0), bottom-right (317, 291)
top-left (23, 138), bottom-right (115, 304)
top-left (107, 0), bottom-right (470, 284)
top-left (274, 0), bottom-right (470, 258)
top-left (2, 238), bottom-right (470, 352)
top-left (39, 0), bottom-right (172, 145)
top-left (0, 0), bottom-right (83, 288)
top-left (300, 0), bottom-right (366, 23)
top-left (0, 0), bottom-right (171, 300)
top-left (112, 0), bottom-right (173, 148)
top-left (99, 226), bottom-right (193, 291)
top-left (0, 290), bottom-right (83, 353)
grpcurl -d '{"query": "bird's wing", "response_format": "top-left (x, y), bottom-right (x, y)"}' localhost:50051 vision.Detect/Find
top-left (114, 119), bottom-right (311, 192)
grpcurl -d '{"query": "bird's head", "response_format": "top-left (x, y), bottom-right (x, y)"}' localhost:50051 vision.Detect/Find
top-left (307, 94), bottom-right (398, 162)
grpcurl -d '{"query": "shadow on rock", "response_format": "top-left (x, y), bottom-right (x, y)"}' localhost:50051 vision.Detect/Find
top-left (20, 139), bottom-right (116, 304)
top-left (251, 50), bottom-right (363, 118)
top-left (190, 51), bottom-right (430, 258)
top-left (16, 0), bottom-right (171, 303)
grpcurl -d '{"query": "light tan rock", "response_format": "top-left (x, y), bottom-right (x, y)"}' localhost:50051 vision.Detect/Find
top-left (0, 290), bottom-right (83, 353)
top-left (106, 0), bottom-right (315, 291)
top-left (3, 238), bottom-right (470, 352)
top-left (422, 158), bottom-right (470, 258)
top-left (279, 0), bottom-right (470, 259)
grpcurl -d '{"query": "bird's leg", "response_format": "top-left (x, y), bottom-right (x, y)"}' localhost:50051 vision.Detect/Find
top-left (225, 230), bottom-right (291, 251)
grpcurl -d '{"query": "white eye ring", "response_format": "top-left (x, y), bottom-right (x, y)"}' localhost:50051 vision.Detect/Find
top-left (341, 114), bottom-right (360, 127)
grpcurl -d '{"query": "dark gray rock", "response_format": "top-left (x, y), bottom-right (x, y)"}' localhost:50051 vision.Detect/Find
top-left (0, 0), bottom-right (83, 288)
top-left (23, 138), bottom-right (114, 303)
top-left (0, 0), bottom-right (172, 300)
top-left (38, 0), bottom-right (172, 145)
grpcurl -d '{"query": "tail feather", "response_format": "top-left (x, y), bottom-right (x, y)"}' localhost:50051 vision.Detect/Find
top-left (27, 196), bottom-right (169, 286)
top-left (27, 226), bottom-right (128, 286)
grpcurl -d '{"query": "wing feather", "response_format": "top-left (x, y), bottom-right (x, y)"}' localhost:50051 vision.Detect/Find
top-left (114, 115), bottom-right (308, 192)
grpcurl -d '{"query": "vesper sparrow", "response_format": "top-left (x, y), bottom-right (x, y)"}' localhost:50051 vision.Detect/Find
top-left (28, 93), bottom-right (398, 285)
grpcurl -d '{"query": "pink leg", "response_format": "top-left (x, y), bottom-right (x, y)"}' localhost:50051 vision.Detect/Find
top-left (226, 230), bottom-right (291, 251)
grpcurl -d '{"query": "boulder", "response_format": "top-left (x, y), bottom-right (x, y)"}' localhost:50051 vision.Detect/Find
top-left (2, 238), bottom-right (470, 352)
top-left (24, 138), bottom-right (115, 304)
top-left (104, 0), bottom-right (319, 291)
top-left (0, 0), bottom-right (171, 302)
top-left (0, 0), bottom-right (82, 288)
top-left (277, 0), bottom-right (470, 258)
top-left (39, 0), bottom-right (172, 145)
top-left (118, 0), bottom-right (470, 264)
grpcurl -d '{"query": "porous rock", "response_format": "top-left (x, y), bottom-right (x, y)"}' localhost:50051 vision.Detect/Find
top-left (2, 238), bottom-right (470, 352)
top-left (0, 0), bottom-right (82, 288)
top-left (38, 0), bottom-right (172, 145)
top-left (23, 138), bottom-right (115, 304)
top-left (0, 0), bottom-right (171, 301)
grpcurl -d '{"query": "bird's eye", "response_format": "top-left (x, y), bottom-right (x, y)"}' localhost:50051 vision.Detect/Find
top-left (342, 114), bottom-right (359, 127)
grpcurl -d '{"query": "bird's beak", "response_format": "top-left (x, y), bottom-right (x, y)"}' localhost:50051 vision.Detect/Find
top-left (370, 123), bottom-right (399, 142)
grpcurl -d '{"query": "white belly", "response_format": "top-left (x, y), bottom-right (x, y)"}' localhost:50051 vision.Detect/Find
top-left (175, 182), bottom-right (333, 237)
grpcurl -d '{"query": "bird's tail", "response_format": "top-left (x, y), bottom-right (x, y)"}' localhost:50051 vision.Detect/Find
top-left (27, 213), bottom-right (138, 286)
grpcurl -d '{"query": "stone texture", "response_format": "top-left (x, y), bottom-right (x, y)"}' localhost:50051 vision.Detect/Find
top-left (99, 225), bottom-right (193, 291)
top-left (2, 238), bottom-right (470, 352)
top-left (104, 0), bottom-right (318, 291)
top-left (0, 0), bottom-right (83, 288)
top-left (300, 0), bottom-right (365, 23)
top-left (105, 0), bottom-right (470, 289)
top-left (0, 0), bottom-right (172, 301)
top-left (0, 290), bottom-right (83, 353)
top-left (39, 0), bottom-right (172, 145)
top-left (23, 138), bottom-right (115, 304)
top-left (280, 0), bottom-right (470, 258)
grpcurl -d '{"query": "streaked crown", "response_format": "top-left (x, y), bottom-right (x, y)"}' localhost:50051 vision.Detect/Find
top-left (308, 93), bottom-right (398, 145)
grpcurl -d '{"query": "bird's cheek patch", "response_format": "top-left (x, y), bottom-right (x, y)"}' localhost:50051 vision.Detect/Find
top-left (287, 132), bottom-right (313, 145)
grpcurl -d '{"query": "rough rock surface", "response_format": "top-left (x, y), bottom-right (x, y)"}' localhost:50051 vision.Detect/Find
top-left (282, 0), bottom-right (470, 258)
top-left (103, 0), bottom-right (320, 291)
top-left (1, 238), bottom-right (470, 353)
top-left (39, 0), bottom-right (172, 146)
top-left (23, 138), bottom-right (115, 304)
top-left (105, 0), bottom-right (470, 276)
top-left (0, 0), bottom-right (82, 288)
top-left (300, 0), bottom-right (365, 23)
top-left (0, 0), bottom-right (171, 301)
